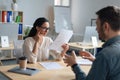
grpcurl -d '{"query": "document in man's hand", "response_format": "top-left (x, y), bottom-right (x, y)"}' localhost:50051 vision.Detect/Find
top-left (49, 29), bottom-right (73, 52)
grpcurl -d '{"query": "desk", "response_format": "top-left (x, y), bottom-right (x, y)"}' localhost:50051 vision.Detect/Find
top-left (0, 61), bottom-right (91, 80)
top-left (0, 42), bottom-right (14, 60)
top-left (69, 42), bottom-right (103, 50)
top-left (0, 42), bottom-right (14, 50)
top-left (0, 42), bottom-right (14, 65)
top-left (69, 42), bottom-right (103, 55)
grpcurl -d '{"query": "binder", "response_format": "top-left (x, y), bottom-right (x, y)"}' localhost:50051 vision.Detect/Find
top-left (18, 24), bottom-right (23, 40)
top-left (15, 15), bottom-right (21, 22)
top-left (2, 11), bottom-right (7, 22)
top-left (7, 11), bottom-right (12, 22)
top-left (18, 24), bottom-right (23, 34)
top-left (18, 12), bottom-right (23, 22)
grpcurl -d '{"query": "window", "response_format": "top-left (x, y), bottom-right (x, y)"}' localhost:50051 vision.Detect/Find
top-left (54, 0), bottom-right (70, 6)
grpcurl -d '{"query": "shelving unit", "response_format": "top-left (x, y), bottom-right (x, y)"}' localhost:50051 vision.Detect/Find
top-left (0, 10), bottom-right (23, 40)
top-left (0, 10), bottom-right (23, 60)
top-left (0, 10), bottom-right (23, 23)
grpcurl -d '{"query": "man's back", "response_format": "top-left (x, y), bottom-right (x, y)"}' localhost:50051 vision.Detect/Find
top-left (91, 36), bottom-right (120, 80)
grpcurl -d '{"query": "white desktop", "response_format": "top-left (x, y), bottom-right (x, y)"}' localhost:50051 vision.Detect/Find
top-left (69, 26), bottom-right (103, 56)
top-left (78, 26), bottom-right (101, 46)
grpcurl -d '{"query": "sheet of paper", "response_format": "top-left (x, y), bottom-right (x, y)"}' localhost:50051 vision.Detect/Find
top-left (49, 29), bottom-right (73, 52)
top-left (77, 58), bottom-right (92, 65)
top-left (39, 62), bottom-right (63, 70)
top-left (91, 36), bottom-right (98, 47)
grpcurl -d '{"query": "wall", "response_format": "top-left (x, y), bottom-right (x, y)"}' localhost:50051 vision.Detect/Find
top-left (0, 0), bottom-right (55, 41)
top-left (0, 0), bottom-right (54, 25)
top-left (0, 0), bottom-right (120, 42)
top-left (71, 0), bottom-right (120, 41)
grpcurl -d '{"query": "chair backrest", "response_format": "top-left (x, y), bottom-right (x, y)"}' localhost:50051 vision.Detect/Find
top-left (13, 40), bottom-right (24, 63)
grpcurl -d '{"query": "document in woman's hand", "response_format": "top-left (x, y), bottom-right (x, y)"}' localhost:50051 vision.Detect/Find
top-left (49, 29), bottom-right (73, 52)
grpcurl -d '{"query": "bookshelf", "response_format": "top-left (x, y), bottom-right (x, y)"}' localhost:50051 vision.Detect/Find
top-left (0, 10), bottom-right (23, 60)
top-left (0, 10), bottom-right (23, 40)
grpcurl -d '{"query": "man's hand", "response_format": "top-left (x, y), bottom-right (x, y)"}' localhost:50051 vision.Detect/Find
top-left (79, 51), bottom-right (95, 61)
top-left (63, 51), bottom-right (77, 67)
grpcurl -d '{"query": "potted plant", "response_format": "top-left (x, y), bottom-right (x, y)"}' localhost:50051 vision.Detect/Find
top-left (23, 26), bottom-right (31, 39)
top-left (12, 0), bottom-right (17, 3)
top-left (11, 0), bottom-right (18, 11)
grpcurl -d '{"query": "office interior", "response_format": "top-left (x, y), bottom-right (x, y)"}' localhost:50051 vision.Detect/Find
top-left (0, 0), bottom-right (120, 79)
top-left (0, 0), bottom-right (119, 41)
top-left (0, 0), bottom-right (119, 59)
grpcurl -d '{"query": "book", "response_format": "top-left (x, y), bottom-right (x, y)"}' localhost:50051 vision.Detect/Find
top-left (18, 24), bottom-right (23, 40)
top-left (18, 12), bottom-right (23, 22)
top-left (15, 15), bottom-right (21, 22)
top-left (7, 11), bottom-right (12, 22)
top-left (2, 11), bottom-right (7, 22)
top-left (18, 24), bottom-right (23, 34)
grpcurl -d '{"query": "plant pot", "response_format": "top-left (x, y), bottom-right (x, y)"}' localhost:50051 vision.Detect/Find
top-left (11, 3), bottom-right (18, 11)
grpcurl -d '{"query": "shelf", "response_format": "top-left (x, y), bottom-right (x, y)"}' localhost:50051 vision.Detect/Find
top-left (0, 22), bottom-right (23, 24)
top-left (0, 10), bottom-right (23, 23)
top-left (0, 10), bottom-right (24, 60)
top-left (0, 56), bottom-right (16, 60)
top-left (0, 10), bottom-right (23, 40)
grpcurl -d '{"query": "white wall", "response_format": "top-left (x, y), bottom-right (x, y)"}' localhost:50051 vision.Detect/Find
top-left (0, 0), bottom-right (56, 40)
top-left (71, 0), bottom-right (120, 37)
top-left (0, 0), bottom-right (54, 26)
top-left (0, 0), bottom-right (120, 42)
top-left (17, 0), bottom-right (54, 26)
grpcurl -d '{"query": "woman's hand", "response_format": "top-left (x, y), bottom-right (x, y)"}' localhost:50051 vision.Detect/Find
top-left (32, 31), bottom-right (43, 54)
top-left (79, 51), bottom-right (95, 61)
top-left (62, 43), bottom-right (69, 52)
top-left (61, 43), bottom-right (69, 57)
top-left (36, 31), bottom-right (43, 44)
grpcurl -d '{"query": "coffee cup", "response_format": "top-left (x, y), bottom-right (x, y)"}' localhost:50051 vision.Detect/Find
top-left (19, 56), bottom-right (27, 70)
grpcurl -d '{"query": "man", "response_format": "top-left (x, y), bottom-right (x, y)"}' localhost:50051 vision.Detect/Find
top-left (64, 6), bottom-right (120, 80)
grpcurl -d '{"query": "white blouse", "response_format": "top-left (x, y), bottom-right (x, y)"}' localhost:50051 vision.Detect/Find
top-left (23, 37), bottom-right (62, 63)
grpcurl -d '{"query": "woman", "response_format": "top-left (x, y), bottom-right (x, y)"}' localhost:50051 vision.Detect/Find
top-left (23, 17), bottom-right (68, 63)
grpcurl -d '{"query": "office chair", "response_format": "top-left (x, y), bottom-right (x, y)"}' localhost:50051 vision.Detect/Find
top-left (13, 40), bottom-right (24, 63)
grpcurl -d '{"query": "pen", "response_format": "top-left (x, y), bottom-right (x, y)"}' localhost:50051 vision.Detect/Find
top-left (26, 67), bottom-right (36, 70)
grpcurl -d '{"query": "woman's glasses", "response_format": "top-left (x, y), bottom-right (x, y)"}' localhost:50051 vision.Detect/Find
top-left (40, 27), bottom-right (50, 31)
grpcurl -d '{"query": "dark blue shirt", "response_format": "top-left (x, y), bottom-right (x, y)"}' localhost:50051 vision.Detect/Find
top-left (72, 35), bottom-right (120, 80)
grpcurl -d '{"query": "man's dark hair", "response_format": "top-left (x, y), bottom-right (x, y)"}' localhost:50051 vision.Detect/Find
top-left (96, 6), bottom-right (120, 31)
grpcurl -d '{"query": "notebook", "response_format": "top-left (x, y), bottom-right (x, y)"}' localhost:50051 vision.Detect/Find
top-left (8, 66), bottom-right (40, 76)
